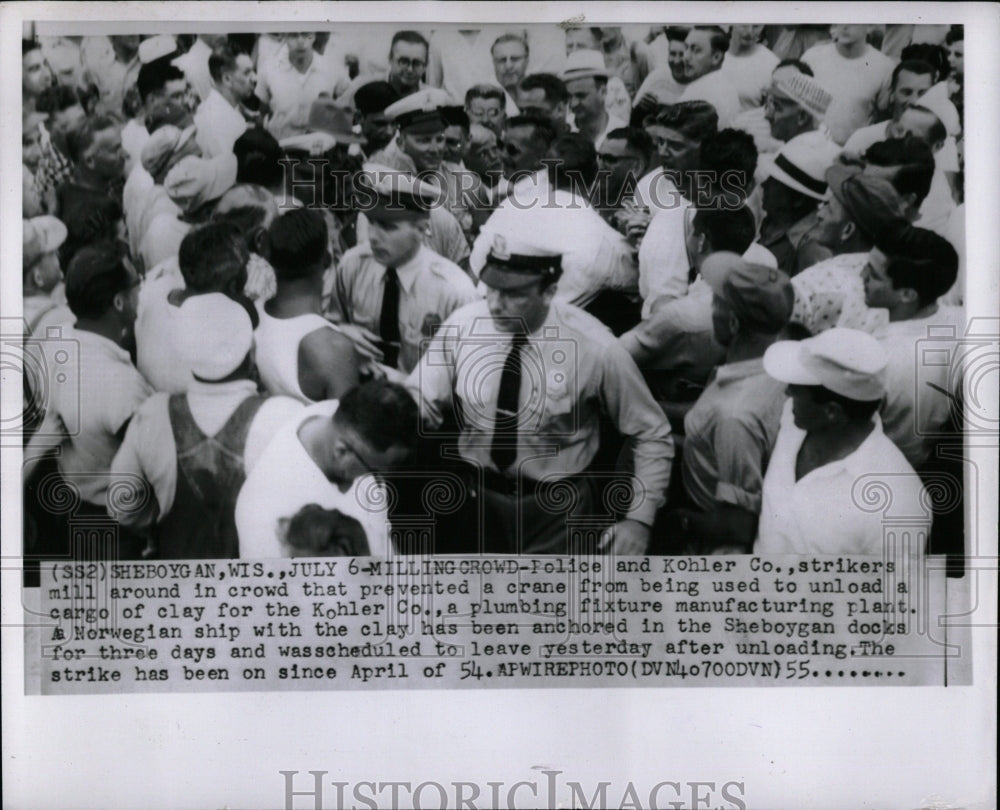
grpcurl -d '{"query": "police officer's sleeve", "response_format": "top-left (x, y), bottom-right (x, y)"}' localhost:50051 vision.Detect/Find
top-left (404, 320), bottom-right (459, 430)
top-left (597, 341), bottom-right (674, 526)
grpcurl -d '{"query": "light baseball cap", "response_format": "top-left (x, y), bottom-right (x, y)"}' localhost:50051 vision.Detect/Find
top-left (23, 216), bottom-right (68, 267)
top-left (175, 293), bottom-right (254, 381)
top-left (763, 327), bottom-right (888, 401)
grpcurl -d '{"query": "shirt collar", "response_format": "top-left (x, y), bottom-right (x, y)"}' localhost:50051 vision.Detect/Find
top-left (392, 245), bottom-right (426, 293)
top-left (188, 378), bottom-right (258, 398)
top-left (792, 414), bottom-right (887, 482)
top-left (70, 326), bottom-right (133, 364)
top-left (714, 357), bottom-right (766, 386)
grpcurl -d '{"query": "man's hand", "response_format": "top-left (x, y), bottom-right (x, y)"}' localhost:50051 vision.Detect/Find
top-left (599, 519), bottom-right (651, 555)
top-left (337, 324), bottom-right (384, 363)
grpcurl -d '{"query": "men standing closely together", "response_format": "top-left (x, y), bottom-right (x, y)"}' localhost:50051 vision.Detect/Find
top-left (21, 23), bottom-right (969, 562)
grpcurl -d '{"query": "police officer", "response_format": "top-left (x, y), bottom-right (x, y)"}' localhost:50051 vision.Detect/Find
top-left (325, 172), bottom-right (479, 376)
top-left (406, 231), bottom-right (674, 555)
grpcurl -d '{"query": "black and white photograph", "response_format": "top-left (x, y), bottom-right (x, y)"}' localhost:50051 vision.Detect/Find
top-left (2, 2), bottom-right (997, 809)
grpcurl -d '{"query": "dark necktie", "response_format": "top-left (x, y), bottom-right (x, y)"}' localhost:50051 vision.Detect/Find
top-left (379, 266), bottom-right (401, 368)
top-left (490, 332), bottom-right (527, 472)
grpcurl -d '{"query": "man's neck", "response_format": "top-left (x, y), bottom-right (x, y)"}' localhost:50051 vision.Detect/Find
top-left (288, 50), bottom-right (313, 73)
top-left (74, 166), bottom-right (109, 192)
top-left (577, 109), bottom-right (609, 143)
top-left (388, 74), bottom-right (417, 96)
top-left (835, 40), bottom-right (867, 59)
top-left (267, 276), bottom-right (322, 317)
top-left (216, 83), bottom-right (240, 108)
top-left (801, 419), bottom-right (874, 468)
top-left (391, 244), bottom-right (422, 270)
top-left (74, 317), bottom-right (123, 347)
top-left (725, 333), bottom-right (776, 365)
top-left (889, 300), bottom-right (938, 323)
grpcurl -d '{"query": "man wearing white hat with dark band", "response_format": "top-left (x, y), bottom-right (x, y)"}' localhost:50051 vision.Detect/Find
top-left (407, 230), bottom-right (673, 555)
top-left (110, 293), bottom-right (303, 558)
top-left (758, 130), bottom-right (841, 276)
top-left (561, 49), bottom-right (627, 149)
top-left (756, 327), bottom-right (927, 555)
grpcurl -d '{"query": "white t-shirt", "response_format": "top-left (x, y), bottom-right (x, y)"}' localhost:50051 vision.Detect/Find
top-left (678, 68), bottom-right (741, 129)
top-left (722, 46), bottom-right (780, 113)
top-left (235, 400), bottom-right (392, 558)
top-left (801, 43), bottom-right (894, 146)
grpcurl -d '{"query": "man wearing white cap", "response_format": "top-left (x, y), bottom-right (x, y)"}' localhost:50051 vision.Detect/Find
top-left (326, 174), bottom-right (478, 376)
top-left (22, 216), bottom-right (73, 337)
top-left (758, 131), bottom-right (841, 277)
top-left (110, 294), bottom-right (303, 559)
top-left (139, 151), bottom-right (238, 272)
top-left (407, 231), bottom-right (673, 555)
top-left (759, 63), bottom-right (833, 148)
top-left (561, 50), bottom-right (627, 149)
top-left (756, 328), bottom-right (928, 555)
top-left (677, 26), bottom-right (740, 129)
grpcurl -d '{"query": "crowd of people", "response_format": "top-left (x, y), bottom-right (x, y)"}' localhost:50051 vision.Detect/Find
top-left (20, 23), bottom-right (967, 569)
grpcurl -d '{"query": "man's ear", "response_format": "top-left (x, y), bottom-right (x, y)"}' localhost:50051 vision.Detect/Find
top-left (251, 227), bottom-right (268, 257)
top-left (840, 220), bottom-right (856, 244)
top-left (896, 285), bottom-right (919, 305)
top-left (112, 291), bottom-right (126, 313)
top-left (728, 310), bottom-right (740, 336)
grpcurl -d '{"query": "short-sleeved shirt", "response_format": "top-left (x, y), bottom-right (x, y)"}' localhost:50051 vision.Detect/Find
top-left (235, 400), bottom-right (392, 558)
top-left (194, 89), bottom-right (248, 158)
top-left (756, 403), bottom-right (929, 555)
top-left (34, 327), bottom-right (153, 506)
top-left (325, 243), bottom-right (479, 374)
top-left (682, 358), bottom-right (787, 514)
top-left (256, 51), bottom-right (338, 140)
top-left (406, 299), bottom-right (674, 525)
top-left (791, 252), bottom-right (888, 335)
top-left (801, 43), bottom-right (894, 145)
top-left (721, 46), bottom-right (780, 113)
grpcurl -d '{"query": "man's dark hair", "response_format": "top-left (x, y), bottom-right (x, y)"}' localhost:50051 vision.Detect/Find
top-left (34, 84), bottom-right (84, 115)
top-left (655, 101), bottom-right (719, 143)
top-left (901, 46), bottom-right (949, 82)
top-left (267, 208), bottom-right (328, 280)
top-left (812, 386), bottom-right (883, 421)
top-left (506, 115), bottom-right (557, 148)
top-left (335, 379), bottom-right (419, 455)
top-left (22, 39), bottom-right (41, 56)
top-left (606, 126), bottom-right (655, 162)
top-left (64, 114), bottom-right (118, 164)
top-left (891, 59), bottom-right (936, 89)
top-left (875, 224), bottom-right (959, 308)
top-left (283, 504), bottom-right (370, 557)
top-left (517, 73), bottom-right (568, 105)
top-left (691, 25), bottom-right (730, 55)
top-left (665, 26), bottom-right (691, 44)
top-left (491, 32), bottom-right (529, 57)
top-left (700, 128), bottom-right (757, 193)
top-left (136, 60), bottom-right (185, 104)
top-left (864, 137), bottom-right (935, 207)
top-left (547, 133), bottom-right (598, 191)
top-left (234, 128), bottom-right (284, 188)
top-left (945, 26), bottom-right (963, 46)
top-left (775, 58), bottom-right (814, 77)
top-left (178, 221), bottom-right (249, 293)
top-left (692, 206), bottom-right (756, 255)
top-left (64, 242), bottom-right (132, 320)
top-left (208, 43), bottom-right (242, 83)
top-left (390, 30), bottom-right (429, 57)
top-left (465, 83), bottom-right (506, 106)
